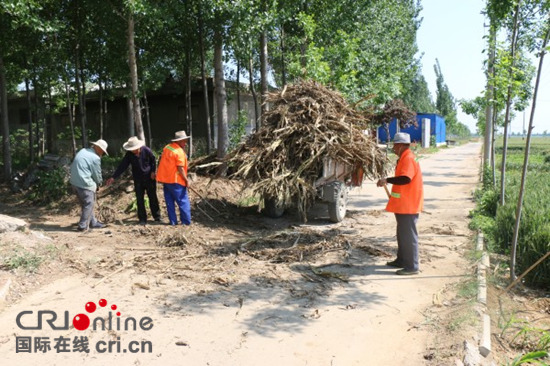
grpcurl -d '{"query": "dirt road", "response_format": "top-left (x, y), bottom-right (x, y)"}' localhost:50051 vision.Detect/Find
top-left (0, 142), bottom-right (482, 365)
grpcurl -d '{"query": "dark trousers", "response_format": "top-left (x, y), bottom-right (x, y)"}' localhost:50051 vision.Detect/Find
top-left (395, 213), bottom-right (419, 271)
top-left (135, 179), bottom-right (161, 223)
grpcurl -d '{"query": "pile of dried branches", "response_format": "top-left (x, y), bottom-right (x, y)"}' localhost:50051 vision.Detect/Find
top-left (228, 80), bottom-right (390, 220)
top-left (239, 229), bottom-right (350, 263)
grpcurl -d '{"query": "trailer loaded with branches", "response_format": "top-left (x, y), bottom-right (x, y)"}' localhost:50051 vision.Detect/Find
top-left (228, 80), bottom-right (416, 222)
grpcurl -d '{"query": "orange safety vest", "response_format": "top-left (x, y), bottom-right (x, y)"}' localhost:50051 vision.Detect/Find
top-left (156, 143), bottom-right (188, 186)
top-left (385, 148), bottom-right (423, 214)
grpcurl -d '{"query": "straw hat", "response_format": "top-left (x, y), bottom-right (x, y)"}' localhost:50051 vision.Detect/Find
top-left (91, 139), bottom-right (109, 155)
top-left (171, 130), bottom-right (191, 141)
top-left (123, 136), bottom-right (145, 151)
top-left (393, 132), bottom-right (411, 144)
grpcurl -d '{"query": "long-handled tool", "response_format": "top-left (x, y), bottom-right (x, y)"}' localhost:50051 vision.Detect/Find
top-left (188, 185), bottom-right (221, 214)
top-left (383, 184), bottom-right (391, 199)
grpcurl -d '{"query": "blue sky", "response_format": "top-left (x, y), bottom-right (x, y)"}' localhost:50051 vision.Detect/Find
top-left (417, 0), bottom-right (550, 134)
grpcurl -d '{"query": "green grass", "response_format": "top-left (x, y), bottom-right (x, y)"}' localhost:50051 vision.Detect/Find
top-left (456, 276), bottom-right (479, 299)
top-left (0, 243), bottom-right (63, 273)
top-left (1, 247), bottom-right (44, 272)
top-left (477, 136), bottom-right (550, 288)
top-left (237, 194), bottom-right (260, 207)
top-left (446, 308), bottom-right (478, 332)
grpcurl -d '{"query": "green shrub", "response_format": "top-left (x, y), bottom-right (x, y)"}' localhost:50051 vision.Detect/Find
top-left (482, 165), bottom-right (493, 190)
top-left (479, 188), bottom-right (499, 217)
top-left (28, 167), bottom-right (69, 204)
top-left (126, 196), bottom-right (149, 213)
top-left (469, 213), bottom-right (495, 233)
top-left (491, 172), bottom-right (550, 288)
top-left (229, 110), bottom-right (250, 151)
top-left (470, 183), bottom-right (499, 238)
top-left (2, 248), bottom-right (43, 272)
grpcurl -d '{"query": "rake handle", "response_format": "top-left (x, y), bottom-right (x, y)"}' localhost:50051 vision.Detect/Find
top-left (383, 184), bottom-right (391, 199)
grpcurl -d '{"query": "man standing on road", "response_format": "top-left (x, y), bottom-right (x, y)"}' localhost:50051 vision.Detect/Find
top-left (156, 131), bottom-right (191, 226)
top-left (105, 136), bottom-right (161, 225)
top-left (70, 139), bottom-right (109, 232)
top-left (377, 132), bottom-right (423, 275)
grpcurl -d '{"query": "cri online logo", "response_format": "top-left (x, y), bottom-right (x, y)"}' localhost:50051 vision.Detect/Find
top-left (16, 298), bottom-right (153, 332)
top-left (73, 299), bottom-right (119, 331)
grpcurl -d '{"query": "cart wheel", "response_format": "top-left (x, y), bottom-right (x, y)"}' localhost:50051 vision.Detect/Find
top-left (328, 182), bottom-right (348, 223)
top-left (264, 197), bottom-right (285, 218)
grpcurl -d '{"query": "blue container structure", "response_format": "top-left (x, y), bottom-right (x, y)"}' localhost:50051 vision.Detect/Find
top-left (377, 113), bottom-right (446, 146)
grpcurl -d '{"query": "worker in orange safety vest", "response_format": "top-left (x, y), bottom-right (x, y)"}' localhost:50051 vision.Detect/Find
top-left (377, 132), bottom-right (423, 275)
top-left (156, 130), bottom-right (191, 225)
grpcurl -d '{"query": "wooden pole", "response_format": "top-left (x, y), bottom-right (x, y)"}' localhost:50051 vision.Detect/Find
top-left (503, 250), bottom-right (550, 293)
top-left (383, 184), bottom-right (391, 199)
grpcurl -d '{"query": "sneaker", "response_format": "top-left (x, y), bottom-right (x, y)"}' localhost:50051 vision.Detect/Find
top-left (77, 227), bottom-right (88, 232)
top-left (91, 222), bottom-right (106, 229)
top-left (386, 260), bottom-right (404, 268)
top-left (138, 221), bottom-right (147, 226)
top-left (396, 269), bottom-right (419, 276)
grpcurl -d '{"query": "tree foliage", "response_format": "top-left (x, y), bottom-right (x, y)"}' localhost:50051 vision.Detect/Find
top-left (433, 59), bottom-right (470, 137)
top-left (0, 0), bottom-right (436, 178)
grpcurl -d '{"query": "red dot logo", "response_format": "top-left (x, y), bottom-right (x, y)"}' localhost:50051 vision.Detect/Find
top-left (73, 314), bottom-right (90, 331)
top-left (74, 299), bottom-right (122, 331)
top-left (85, 302), bottom-right (96, 313)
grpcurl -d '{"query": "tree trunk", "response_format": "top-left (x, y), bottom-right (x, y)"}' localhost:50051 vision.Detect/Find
top-left (65, 80), bottom-right (77, 157)
top-left (99, 79), bottom-right (104, 140)
top-left (510, 22), bottom-right (550, 281)
top-left (499, 2), bottom-right (521, 206)
top-left (142, 91), bottom-right (152, 147)
top-left (491, 109), bottom-right (498, 188)
top-left (484, 27), bottom-right (496, 172)
top-left (198, 8), bottom-right (212, 154)
top-left (0, 55), bottom-right (12, 180)
top-left (127, 12), bottom-right (145, 141)
top-left (127, 96), bottom-right (135, 136)
top-left (73, 0), bottom-right (88, 148)
top-left (81, 78), bottom-right (88, 142)
top-left (25, 78), bottom-right (34, 163)
top-left (74, 48), bottom-right (87, 148)
top-left (280, 26), bottom-right (286, 87)
top-left (47, 79), bottom-right (54, 152)
top-left (260, 30), bottom-right (268, 124)
top-left (248, 56), bottom-right (259, 130)
top-left (186, 47), bottom-right (193, 158)
top-left (33, 78), bottom-right (43, 157)
top-left (236, 60), bottom-right (241, 112)
top-left (214, 29), bottom-right (228, 159)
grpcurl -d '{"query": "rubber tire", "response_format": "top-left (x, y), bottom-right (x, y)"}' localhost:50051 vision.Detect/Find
top-left (264, 197), bottom-right (285, 218)
top-left (328, 182), bottom-right (348, 223)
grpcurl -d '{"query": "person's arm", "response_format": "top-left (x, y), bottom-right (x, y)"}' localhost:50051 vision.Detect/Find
top-left (377, 153), bottom-right (414, 187)
top-left (148, 148), bottom-right (157, 180)
top-left (177, 166), bottom-right (188, 186)
top-left (106, 154), bottom-right (130, 186)
top-left (91, 157), bottom-right (103, 187)
top-left (376, 176), bottom-right (411, 187)
top-left (386, 176), bottom-right (411, 185)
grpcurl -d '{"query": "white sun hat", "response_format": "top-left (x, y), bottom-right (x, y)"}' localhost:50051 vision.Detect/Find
top-left (123, 136), bottom-right (145, 151)
top-left (171, 130), bottom-right (191, 141)
top-left (91, 139), bottom-right (109, 155)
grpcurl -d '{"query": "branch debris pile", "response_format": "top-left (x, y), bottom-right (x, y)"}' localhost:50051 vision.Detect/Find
top-left (238, 229), bottom-right (350, 263)
top-left (228, 80), bottom-right (391, 220)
